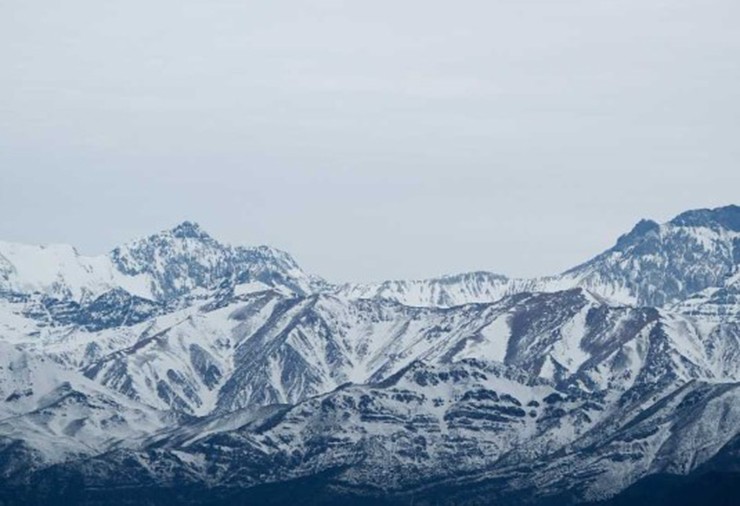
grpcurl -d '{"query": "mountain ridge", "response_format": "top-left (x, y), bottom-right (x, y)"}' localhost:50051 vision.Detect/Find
top-left (3, 204), bottom-right (740, 309)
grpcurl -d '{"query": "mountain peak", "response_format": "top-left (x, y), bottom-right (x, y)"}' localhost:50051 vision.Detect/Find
top-left (170, 221), bottom-right (210, 239)
top-left (670, 205), bottom-right (740, 231)
top-left (612, 218), bottom-right (660, 251)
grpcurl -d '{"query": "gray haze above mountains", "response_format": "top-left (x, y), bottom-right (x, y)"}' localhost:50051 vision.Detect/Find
top-left (2, 0), bottom-right (739, 282)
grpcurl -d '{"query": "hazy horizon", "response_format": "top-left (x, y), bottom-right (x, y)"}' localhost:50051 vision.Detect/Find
top-left (3, 1), bottom-right (739, 283)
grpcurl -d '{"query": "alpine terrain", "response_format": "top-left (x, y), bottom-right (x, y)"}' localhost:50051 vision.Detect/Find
top-left (1, 205), bottom-right (740, 505)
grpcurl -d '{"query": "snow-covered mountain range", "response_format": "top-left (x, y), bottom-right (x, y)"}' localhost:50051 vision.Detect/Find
top-left (1, 205), bottom-right (740, 505)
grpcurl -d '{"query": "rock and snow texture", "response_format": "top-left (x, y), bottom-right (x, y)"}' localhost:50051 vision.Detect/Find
top-left (0, 221), bottom-right (320, 303)
top-left (1, 205), bottom-right (740, 505)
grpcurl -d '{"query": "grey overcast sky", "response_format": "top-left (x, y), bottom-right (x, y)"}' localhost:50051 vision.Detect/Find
top-left (1, 1), bottom-right (739, 283)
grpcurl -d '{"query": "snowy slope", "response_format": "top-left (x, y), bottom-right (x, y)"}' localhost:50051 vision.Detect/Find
top-left (26, 360), bottom-right (740, 506)
top-left (0, 341), bottom-right (178, 471)
top-left (0, 241), bottom-right (153, 301)
top-left (5, 285), bottom-right (738, 421)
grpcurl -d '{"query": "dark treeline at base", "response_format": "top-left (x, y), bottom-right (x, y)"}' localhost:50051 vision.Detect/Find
top-left (1, 471), bottom-right (739, 506)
